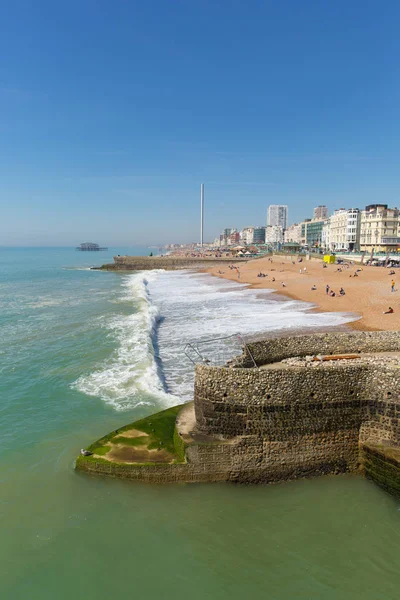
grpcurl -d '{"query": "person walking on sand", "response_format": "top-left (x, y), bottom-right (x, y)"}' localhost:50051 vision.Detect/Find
top-left (391, 279), bottom-right (395, 292)
top-left (326, 285), bottom-right (330, 295)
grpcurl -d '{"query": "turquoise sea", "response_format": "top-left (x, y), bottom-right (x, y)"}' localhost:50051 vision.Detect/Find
top-left (1, 247), bottom-right (400, 600)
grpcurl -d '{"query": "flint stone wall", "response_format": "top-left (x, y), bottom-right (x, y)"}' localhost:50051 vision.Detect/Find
top-left (235, 330), bottom-right (400, 368)
top-left (79, 331), bottom-right (400, 491)
top-left (193, 330), bottom-right (400, 485)
top-left (361, 443), bottom-right (400, 497)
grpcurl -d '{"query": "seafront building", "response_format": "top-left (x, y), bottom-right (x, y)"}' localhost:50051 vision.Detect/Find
top-left (284, 223), bottom-right (301, 244)
top-left (324, 208), bottom-right (361, 252)
top-left (265, 225), bottom-right (283, 244)
top-left (219, 228), bottom-right (234, 245)
top-left (313, 205), bottom-right (328, 219)
top-left (288, 203), bottom-right (400, 253)
top-left (230, 230), bottom-right (240, 245)
top-left (241, 226), bottom-right (255, 245)
top-left (267, 205), bottom-right (288, 230)
top-left (300, 218), bottom-right (325, 248)
top-left (241, 226), bottom-right (266, 245)
top-left (214, 203), bottom-right (400, 254)
top-left (359, 204), bottom-right (400, 253)
top-left (253, 227), bottom-right (266, 244)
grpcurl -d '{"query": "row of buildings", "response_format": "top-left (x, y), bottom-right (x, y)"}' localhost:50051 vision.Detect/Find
top-left (286, 204), bottom-right (400, 253)
top-left (217, 205), bottom-right (291, 246)
top-left (218, 203), bottom-right (400, 253)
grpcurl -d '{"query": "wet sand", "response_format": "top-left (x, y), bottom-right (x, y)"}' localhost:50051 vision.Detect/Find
top-left (206, 255), bottom-right (400, 331)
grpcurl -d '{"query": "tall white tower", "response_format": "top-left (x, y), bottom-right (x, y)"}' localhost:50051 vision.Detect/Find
top-left (200, 183), bottom-right (204, 247)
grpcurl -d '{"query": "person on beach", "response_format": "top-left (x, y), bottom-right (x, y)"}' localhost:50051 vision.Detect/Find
top-left (311, 285), bottom-right (317, 290)
top-left (282, 282), bottom-right (286, 287)
top-left (329, 290), bottom-right (336, 297)
top-left (340, 287), bottom-right (345, 296)
top-left (391, 280), bottom-right (395, 292)
top-left (326, 285), bottom-right (330, 295)
top-left (384, 307), bottom-right (394, 314)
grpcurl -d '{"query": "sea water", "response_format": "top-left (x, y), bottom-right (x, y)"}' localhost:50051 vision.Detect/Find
top-left (1, 247), bottom-right (400, 600)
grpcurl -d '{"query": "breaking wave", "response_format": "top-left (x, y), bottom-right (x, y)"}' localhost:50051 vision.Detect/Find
top-left (72, 271), bottom-right (178, 411)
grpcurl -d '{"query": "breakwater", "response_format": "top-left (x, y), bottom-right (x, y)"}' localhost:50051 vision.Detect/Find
top-left (96, 255), bottom-right (246, 271)
top-left (77, 330), bottom-right (400, 497)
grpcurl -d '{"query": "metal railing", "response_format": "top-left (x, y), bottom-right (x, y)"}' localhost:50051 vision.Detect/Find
top-left (184, 333), bottom-right (257, 368)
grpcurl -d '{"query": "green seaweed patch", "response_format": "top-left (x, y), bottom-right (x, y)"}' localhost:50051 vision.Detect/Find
top-left (78, 404), bottom-right (188, 466)
top-left (93, 446), bottom-right (111, 456)
top-left (132, 405), bottom-right (183, 455)
top-left (173, 425), bottom-right (186, 462)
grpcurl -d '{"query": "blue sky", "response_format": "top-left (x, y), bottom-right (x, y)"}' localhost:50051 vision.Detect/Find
top-left (1, 0), bottom-right (400, 245)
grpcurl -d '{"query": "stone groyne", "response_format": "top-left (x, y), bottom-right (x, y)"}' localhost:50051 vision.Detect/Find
top-left (96, 255), bottom-right (246, 271)
top-left (77, 330), bottom-right (400, 497)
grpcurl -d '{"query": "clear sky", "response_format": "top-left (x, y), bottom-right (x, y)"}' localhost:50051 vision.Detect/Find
top-left (1, 0), bottom-right (400, 246)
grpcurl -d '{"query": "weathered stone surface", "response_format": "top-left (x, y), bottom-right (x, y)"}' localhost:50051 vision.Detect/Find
top-left (78, 330), bottom-right (400, 495)
top-left (231, 330), bottom-right (400, 367)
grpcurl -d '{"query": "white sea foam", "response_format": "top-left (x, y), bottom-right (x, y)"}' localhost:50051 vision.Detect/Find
top-left (72, 271), bottom-right (178, 410)
top-left (73, 269), bottom-right (357, 410)
top-left (145, 271), bottom-right (358, 400)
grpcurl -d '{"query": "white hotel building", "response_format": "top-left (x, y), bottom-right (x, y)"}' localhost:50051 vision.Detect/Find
top-left (323, 208), bottom-right (360, 252)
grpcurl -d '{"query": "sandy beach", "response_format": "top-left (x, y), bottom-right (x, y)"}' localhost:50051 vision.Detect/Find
top-left (206, 255), bottom-right (400, 331)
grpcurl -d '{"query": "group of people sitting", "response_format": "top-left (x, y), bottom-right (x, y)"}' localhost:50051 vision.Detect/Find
top-left (257, 272), bottom-right (268, 278)
top-left (323, 284), bottom-right (346, 297)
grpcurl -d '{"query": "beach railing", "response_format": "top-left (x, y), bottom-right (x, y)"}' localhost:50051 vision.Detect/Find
top-left (184, 333), bottom-right (257, 368)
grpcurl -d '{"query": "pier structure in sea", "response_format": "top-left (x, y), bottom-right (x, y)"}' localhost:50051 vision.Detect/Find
top-left (76, 242), bottom-right (108, 251)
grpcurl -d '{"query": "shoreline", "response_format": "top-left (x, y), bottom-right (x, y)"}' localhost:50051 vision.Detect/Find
top-left (205, 254), bottom-right (400, 332)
